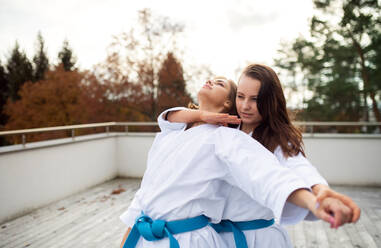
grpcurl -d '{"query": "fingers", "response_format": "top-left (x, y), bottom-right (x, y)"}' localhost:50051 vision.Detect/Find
top-left (316, 190), bottom-right (330, 203)
top-left (317, 208), bottom-right (335, 226)
top-left (335, 194), bottom-right (361, 223)
top-left (321, 198), bottom-right (353, 228)
top-left (325, 205), bottom-right (342, 228)
top-left (331, 206), bottom-right (343, 228)
top-left (221, 115), bottom-right (241, 124)
top-left (212, 114), bottom-right (241, 125)
top-left (352, 206), bottom-right (361, 223)
top-left (317, 190), bottom-right (361, 223)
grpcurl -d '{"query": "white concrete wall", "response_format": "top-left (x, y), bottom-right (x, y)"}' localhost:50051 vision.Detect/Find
top-left (1, 132), bottom-right (380, 224)
top-left (304, 135), bottom-right (381, 186)
top-left (115, 133), bottom-right (381, 186)
top-left (0, 136), bottom-right (117, 224)
top-left (116, 133), bottom-right (156, 178)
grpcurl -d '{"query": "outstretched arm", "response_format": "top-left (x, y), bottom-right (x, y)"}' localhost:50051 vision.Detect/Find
top-left (274, 147), bottom-right (360, 223)
top-left (167, 108), bottom-right (241, 126)
top-left (287, 189), bottom-right (352, 228)
top-left (214, 128), bottom-right (357, 228)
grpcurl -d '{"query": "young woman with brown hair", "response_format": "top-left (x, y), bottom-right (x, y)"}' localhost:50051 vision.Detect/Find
top-left (120, 76), bottom-right (348, 248)
top-left (160, 65), bottom-right (360, 247)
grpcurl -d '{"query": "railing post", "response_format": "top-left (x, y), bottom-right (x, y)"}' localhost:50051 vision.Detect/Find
top-left (106, 126), bottom-right (110, 136)
top-left (125, 125), bottom-right (129, 133)
top-left (71, 129), bottom-right (75, 140)
top-left (22, 134), bottom-right (26, 147)
top-left (308, 125), bottom-right (314, 136)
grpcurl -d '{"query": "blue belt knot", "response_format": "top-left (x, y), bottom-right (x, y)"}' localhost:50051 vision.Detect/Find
top-left (135, 215), bottom-right (169, 241)
top-left (123, 213), bottom-right (209, 248)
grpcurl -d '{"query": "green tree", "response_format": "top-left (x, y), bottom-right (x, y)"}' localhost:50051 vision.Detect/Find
top-left (58, 39), bottom-right (76, 71)
top-left (33, 31), bottom-right (49, 81)
top-left (275, 0), bottom-right (381, 123)
top-left (6, 42), bottom-right (33, 101)
top-left (0, 61), bottom-right (8, 126)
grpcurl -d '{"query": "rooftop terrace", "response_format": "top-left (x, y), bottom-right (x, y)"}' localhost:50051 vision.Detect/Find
top-left (0, 178), bottom-right (380, 248)
top-left (0, 122), bottom-right (380, 247)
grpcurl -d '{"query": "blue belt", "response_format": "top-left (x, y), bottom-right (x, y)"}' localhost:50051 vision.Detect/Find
top-left (123, 213), bottom-right (209, 248)
top-left (210, 219), bottom-right (275, 248)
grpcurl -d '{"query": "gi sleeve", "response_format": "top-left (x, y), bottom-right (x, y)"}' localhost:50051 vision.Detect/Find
top-left (274, 146), bottom-right (328, 221)
top-left (157, 107), bottom-right (188, 132)
top-left (213, 127), bottom-right (311, 225)
top-left (274, 146), bottom-right (328, 188)
top-left (120, 193), bottom-right (142, 228)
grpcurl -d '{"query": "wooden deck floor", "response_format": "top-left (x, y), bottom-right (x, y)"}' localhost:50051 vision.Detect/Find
top-left (0, 178), bottom-right (380, 248)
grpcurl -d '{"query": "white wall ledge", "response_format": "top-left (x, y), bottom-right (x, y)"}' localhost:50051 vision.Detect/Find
top-left (1, 132), bottom-right (379, 155)
top-left (303, 133), bottom-right (381, 139)
top-left (0, 132), bottom-right (157, 155)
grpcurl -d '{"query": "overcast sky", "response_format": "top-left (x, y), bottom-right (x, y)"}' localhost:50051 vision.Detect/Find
top-left (0, 0), bottom-right (314, 88)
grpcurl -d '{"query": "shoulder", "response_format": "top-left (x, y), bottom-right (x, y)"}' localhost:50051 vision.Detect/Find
top-left (212, 126), bottom-right (268, 152)
top-left (214, 126), bottom-right (248, 139)
top-left (157, 107), bottom-right (188, 132)
top-left (274, 145), bottom-right (309, 165)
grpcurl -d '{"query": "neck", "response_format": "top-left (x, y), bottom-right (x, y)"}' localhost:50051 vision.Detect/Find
top-left (198, 102), bottom-right (226, 114)
top-left (191, 121), bottom-right (205, 128)
top-left (241, 122), bottom-right (259, 134)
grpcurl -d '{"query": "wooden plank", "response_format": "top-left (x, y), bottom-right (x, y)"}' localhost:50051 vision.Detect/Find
top-left (0, 180), bottom-right (380, 248)
top-left (323, 223), bottom-right (353, 248)
top-left (292, 221), bottom-right (307, 248)
top-left (1, 180), bottom-right (121, 245)
top-left (354, 209), bottom-right (381, 247)
top-left (0, 178), bottom-right (139, 248)
top-left (314, 221), bottom-right (330, 248)
top-left (303, 221), bottom-right (319, 247)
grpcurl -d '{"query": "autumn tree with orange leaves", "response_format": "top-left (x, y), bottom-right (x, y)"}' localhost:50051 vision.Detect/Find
top-left (4, 65), bottom-right (148, 143)
top-left (158, 52), bottom-right (192, 114)
top-left (2, 9), bottom-right (214, 144)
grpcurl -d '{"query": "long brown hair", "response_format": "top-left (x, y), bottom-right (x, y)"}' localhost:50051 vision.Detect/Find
top-left (241, 64), bottom-right (305, 158)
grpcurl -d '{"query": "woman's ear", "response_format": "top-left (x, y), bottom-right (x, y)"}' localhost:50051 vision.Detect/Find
top-left (224, 100), bottom-right (232, 110)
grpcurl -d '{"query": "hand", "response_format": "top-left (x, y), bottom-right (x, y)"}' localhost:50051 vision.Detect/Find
top-left (312, 184), bottom-right (360, 223)
top-left (199, 111), bottom-right (241, 126)
top-left (313, 197), bottom-right (353, 228)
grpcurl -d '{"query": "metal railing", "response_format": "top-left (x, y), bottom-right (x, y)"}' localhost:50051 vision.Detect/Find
top-left (0, 122), bottom-right (158, 147)
top-left (0, 121), bottom-right (380, 147)
top-left (293, 121), bottom-right (381, 134)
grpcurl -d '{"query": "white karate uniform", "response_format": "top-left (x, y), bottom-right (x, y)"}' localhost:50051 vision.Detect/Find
top-left (153, 107), bottom-right (329, 247)
top-left (120, 107), bottom-right (311, 247)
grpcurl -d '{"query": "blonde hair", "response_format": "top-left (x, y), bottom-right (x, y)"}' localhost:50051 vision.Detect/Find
top-left (189, 77), bottom-right (237, 114)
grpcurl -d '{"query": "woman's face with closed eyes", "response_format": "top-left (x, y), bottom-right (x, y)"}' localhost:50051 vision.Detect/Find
top-left (198, 77), bottom-right (233, 112)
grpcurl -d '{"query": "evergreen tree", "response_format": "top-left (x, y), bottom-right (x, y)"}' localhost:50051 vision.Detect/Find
top-left (58, 39), bottom-right (76, 71)
top-left (6, 42), bottom-right (33, 101)
top-left (275, 0), bottom-right (381, 123)
top-left (0, 61), bottom-right (9, 125)
top-left (33, 31), bottom-right (49, 81)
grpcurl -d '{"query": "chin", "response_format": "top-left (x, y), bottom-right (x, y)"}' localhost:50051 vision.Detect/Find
top-left (242, 118), bottom-right (257, 125)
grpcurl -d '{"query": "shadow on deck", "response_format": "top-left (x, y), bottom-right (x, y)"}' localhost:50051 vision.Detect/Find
top-left (0, 178), bottom-right (380, 248)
